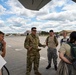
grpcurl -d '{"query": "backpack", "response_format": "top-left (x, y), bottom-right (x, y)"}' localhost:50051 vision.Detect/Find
top-left (68, 43), bottom-right (76, 60)
top-left (61, 38), bottom-right (69, 45)
top-left (46, 36), bottom-right (58, 46)
top-left (68, 42), bottom-right (76, 69)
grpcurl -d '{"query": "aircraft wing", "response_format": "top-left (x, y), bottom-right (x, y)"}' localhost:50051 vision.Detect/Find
top-left (18, 0), bottom-right (51, 10)
top-left (72, 0), bottom-right (76, 2)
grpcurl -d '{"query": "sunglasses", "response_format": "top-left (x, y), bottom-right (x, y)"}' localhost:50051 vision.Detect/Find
top-left (32, 30), bottom-right (37, 32)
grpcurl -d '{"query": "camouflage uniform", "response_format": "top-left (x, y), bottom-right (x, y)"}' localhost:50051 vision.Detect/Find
top-left (46, 35), bottom-right (58, 69)
top-left (47, 48), bottom-right (57, 66)
top-left (24, 34), bottom-right (43, 75)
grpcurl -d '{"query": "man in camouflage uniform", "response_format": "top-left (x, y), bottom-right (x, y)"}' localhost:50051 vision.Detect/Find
top-left (45, 30), bottom-right (58, 70)
top-left (0, 31), bottom-right (6, 57)
top-left (24, 27), bottom-right (45, 75)
top-left (0, 31), bottom-right (6, 75)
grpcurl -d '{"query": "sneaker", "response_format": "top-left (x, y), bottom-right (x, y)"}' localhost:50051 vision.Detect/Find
top-left (54, 65), bottom-right (57, 71)
top-left (46, 64), bottom-right (51, 69)
top-left (35, 72), bottom-right (42, 75)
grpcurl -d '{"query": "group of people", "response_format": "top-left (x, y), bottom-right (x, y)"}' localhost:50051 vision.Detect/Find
top-left (57, 31), bottom-right (76, 75)
top-left (24, 27), bottom-right (76, 75)
top-left (0, 27), bottom-right (76, 75)
top-left (24, 27), bottom-right (59, 75)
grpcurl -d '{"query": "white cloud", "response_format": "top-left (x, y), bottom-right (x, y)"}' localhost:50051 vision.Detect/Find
top-left (6, 0), bottom-right (36, 18)
top-left (0, 5), bottom-right (6, 15)
top-left (7, 17), bottom-right (28, 26)
top-left (0, 0), bottom-right (76, 33)
top-left (0, 20), bottom-right (5, 27)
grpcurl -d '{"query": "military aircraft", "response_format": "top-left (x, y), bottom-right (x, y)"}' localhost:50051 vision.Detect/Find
top-left (18, 0), bottom-right (51, 10)
top-left (72, 0), bottom-right (76, 2)
top-left (18, 0), bottom-right (76, 11)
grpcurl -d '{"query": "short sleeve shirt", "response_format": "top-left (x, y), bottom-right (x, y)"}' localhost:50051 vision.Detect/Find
top-left (46, 36), bottom-right (57, 48)
top-left (59, 43), bottom-right (72, 59)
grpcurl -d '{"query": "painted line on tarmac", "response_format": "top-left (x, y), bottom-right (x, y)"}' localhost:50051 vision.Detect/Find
top-left (40, 57), bottom-right (46, 60)
top-left (8, 45), bottom-right (12, 47)
top-left (15, 49), bottom-right (22, 51)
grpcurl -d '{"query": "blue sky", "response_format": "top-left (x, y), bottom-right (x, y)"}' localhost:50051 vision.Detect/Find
top-left (0, 0), bottom-right (76, 33)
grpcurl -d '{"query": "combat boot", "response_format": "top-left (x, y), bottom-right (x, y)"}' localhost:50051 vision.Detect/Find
top-left (46, 63), bottom-right (51, 69)
top-left (26, 72), bottom-right (30, 75)
top-left (54, 65), bottom-right (57, 71)
top-left (35, 72), bottom-right (42, 75)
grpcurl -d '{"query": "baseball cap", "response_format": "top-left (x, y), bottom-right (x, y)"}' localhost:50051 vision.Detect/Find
top-left (31, 27), bottom-right (37, 31)
top-left (49, 30), bottom-right (53, 32)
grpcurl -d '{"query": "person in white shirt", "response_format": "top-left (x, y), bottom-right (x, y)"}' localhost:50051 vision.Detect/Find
top-left (60, 31), bottom-right (69, 45)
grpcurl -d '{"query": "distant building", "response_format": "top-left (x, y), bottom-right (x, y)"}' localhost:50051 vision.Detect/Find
top-left (60, 30), bottom-right (75, 36)
top-left (24, 30), bottom-right (31, 35)
top-left (24, 30), bottom-right (41, 36)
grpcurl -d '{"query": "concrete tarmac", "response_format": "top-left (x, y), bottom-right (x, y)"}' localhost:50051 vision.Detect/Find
top-left (4, 36), bottom-right (61, 75)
